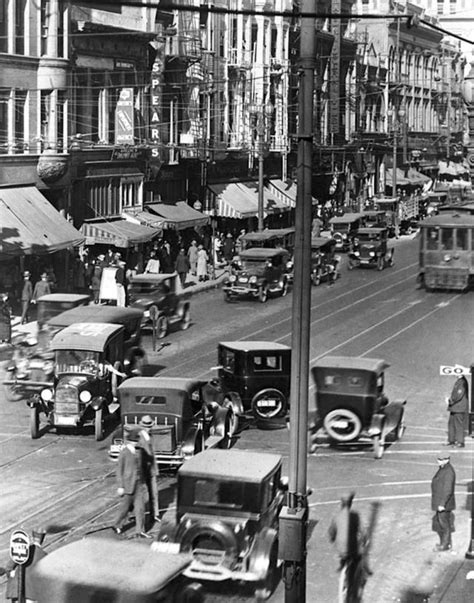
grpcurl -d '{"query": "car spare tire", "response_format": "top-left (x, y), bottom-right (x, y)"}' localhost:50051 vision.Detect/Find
top-left (323, 408), bottom-right (362, 442)
top-left (251, 388), bottom-right (288, 421)
top-left (179, 521), bottom-right (238, 570)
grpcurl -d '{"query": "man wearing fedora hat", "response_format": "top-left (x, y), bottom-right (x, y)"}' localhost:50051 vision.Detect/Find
top-left (20, 271), bottom-right (33, 324)
top-left (431, 451), bottom-right (456, 551)
top-left (114, 425), bottom-right (149, 538)
top-left (138, 415), bottom-right (160, 523)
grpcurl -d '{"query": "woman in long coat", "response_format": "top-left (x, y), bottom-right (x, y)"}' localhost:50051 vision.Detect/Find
top-left (196, 245), bottom-right (209, 282)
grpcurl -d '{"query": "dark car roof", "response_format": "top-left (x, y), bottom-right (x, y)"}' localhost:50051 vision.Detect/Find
top-left (220, 341), bottom-right (290, 352)
top-left (51, 322), bottom-right (123, 351)
top-left (239, 247), bottom-right (289, 259)
top-left (179, 449), bottom-right (282, 482)
top-left (313, 355), bottom-right (389, 374)
top-left (36, 293), bottom-right (90, 304)
top-left (311, 236), bottom-right (335, 248)
top-left (356, 228), bottom-right (387, 235)
top-left (31, 537), bottom-right (191, 598)
top-left (419, 213), bottom-right (474, 228)
top-left (330, 213), bottom-right (363, 224)
top-left (242, 228), bottom-right (295, 241)
top-left (118, 376), bottom-right (201, 394)
top-left (129, 273), bottom-right (177, 284)
top-left (47, 305), bottom-right (143, 328)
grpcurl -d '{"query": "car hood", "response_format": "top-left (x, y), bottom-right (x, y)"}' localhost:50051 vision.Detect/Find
top-left (234, 268), bottom-right (265, 279)
top-left (56, 375), bottom-right (92, 388)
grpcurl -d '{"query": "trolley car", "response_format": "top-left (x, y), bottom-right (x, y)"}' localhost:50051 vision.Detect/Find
top-left (418, 212), bottom-right (474, 291)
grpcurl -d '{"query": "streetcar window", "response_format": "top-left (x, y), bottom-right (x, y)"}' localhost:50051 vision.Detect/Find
top-left (427, 228), bottom-right (439, 250)
top-left (441, 229), bottom-right (454, 250)
top-left (456, 229), bottom-right (467, 250)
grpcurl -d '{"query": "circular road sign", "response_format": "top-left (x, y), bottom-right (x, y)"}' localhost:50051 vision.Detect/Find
top-left (10, 529), bottom-right (30, 565)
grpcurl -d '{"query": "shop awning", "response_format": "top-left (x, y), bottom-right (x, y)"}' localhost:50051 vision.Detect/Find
top-left (237, 181), bottom-right (290, 214)
top-left (145, 201), bottom-right (209, 230)
top-left (0, 185), bottom-right (84, 258)
top-left (267, 179), bottom-right (319, 207)
top-left (207, 183), bottom-right (258, 219)
top-left (80, 219), bottom-right (160, 248)
top-left (123, 211), bottom-right (164, 231)
top-left (406, 168), bottom-right (432, 184)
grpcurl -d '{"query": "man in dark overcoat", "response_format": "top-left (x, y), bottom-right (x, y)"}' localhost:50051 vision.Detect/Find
top-left (446, 375), bottom-right (469, 447)
top-left (431, 451), bottom-right (456, 551)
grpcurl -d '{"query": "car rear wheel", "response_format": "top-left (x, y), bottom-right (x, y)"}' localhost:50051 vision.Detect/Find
top-left (30, 406), bottom-right (40, 439)
top-left (95, 408), bottom-right (104, 441)
top-left (377, 256), bottom-right (384, 271)
top-left (312, 271), bottom-right (321, 285)
top-left (4, 384), bottom-right (23, 402)
top-left (156, 315), bottom-right (168, 339)
top-left (259, 285), bottom-right (268, 303)
top-left (281, 279), bottom-right (289, 296)
top-left (251, 389), bottom-right (288, 421)
top-left (323, 409), bottom-right (362, 442)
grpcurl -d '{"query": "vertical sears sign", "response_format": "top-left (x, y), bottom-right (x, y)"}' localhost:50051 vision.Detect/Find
top-left (115, 88), bottom-right (135, 144)
top-left (329, 0), bottom-right (341, 134)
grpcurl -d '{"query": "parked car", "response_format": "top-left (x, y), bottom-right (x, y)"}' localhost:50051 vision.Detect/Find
top-left (31, 537), bottom-right (204, 603)
top-left (329, 213), bottom-right (364, 251)
top-left (223, 248), bottom-right (291, 302)
top-left (3, 305), bottom-right (144, 402)
top-left (240, 227), bottom-right (295, 254)
top-left (311, 355), bottom-right (406, 458)
top-left (29, 322), bottom-right (145, 440)
top-left (35, 293), bottom-right (90, 330)
top-left (361, 210), bottom-right (387, 229)
top-left (128, 272), bottom-right (191, 338)
top-left (211, 341), bottom-right (291, 426)
top-left (310, 236), bottom-right (340, 286)
top-left (347, 228), bottom-right (394, 271)
top-left (152, 448), bottom-right (286, 600)
top-left (108, 377), bottom-right (235, 466)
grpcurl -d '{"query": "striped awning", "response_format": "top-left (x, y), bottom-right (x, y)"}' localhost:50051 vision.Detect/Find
top-left (267, 179), bottom-right (319, 207)
top-left (80, 219), bottom-right (160, 248)
top-left (208, 183), bottom-right (259, 219)
top-left (145, 201), bottom-right (209, 229)
top-left (237, 181), bottom-right (290, 214)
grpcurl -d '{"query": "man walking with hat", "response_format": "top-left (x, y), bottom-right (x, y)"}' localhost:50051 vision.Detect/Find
top-left (445, 375), bottom-right (469, 448)
top-left (431, 451), bottom-right (456, 551)
top-left (113, 425), bottom-right (149, 538)
top-left (20, 271), bottom-right (33, 324)
top-left (138, 415), bottom-right (160, 523)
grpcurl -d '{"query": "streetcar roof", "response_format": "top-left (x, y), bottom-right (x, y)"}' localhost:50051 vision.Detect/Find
top-left (419, 213), bottom-right (474, 227)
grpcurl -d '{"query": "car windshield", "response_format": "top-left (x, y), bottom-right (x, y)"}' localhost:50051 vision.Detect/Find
top-left (358, 233), bottom-right (380, 243)
top-left (332, 223), bottom-right (348, 232)
top-left (55, 350), bottom-right (100, 374)
top-left (240, 259), bottom-right (267, 271)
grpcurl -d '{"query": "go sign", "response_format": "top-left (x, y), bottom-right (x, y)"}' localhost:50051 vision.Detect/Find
top-left (10, 529), bottom-right (30, 565)
top-left (439, 364), bottom-right (471, 376)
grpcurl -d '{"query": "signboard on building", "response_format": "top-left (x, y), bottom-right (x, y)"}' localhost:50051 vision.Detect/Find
top-left (329, 0), bottom-right (341, 134)
top-left (10, 529), bottom-right (30, 565)
top-left (150, 46), bottom-right (165, 159)
top-left (115, 88), bottom-right (135, 145)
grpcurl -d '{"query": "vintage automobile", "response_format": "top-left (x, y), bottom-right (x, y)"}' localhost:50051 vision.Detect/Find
top-left (29, 322), bottom-right (145, 440)
top-left (347, 228), bottom-right (394, 271)
top-left (31, 537), bottom-right (204, 603)
top-left (209, 341), bottom-right (291, 427)
top-left (311, 356), bottom-right (406, 459)
top-left (223, 247), bottom-right (291, 302)
top-left (3, 305), bottom-right (144, 402)
top-left (128, 272), bottom-right (191, 339)
top-left (240, 227), bottom-right (296, 254)
top-left (361, 210), bottom-right (387, 229)
top-left (329, 213), bottom-right (364, 251)
top-left (310, 236), bottom-right (340, 286)
top-left (35, 293), bottom-right (90, 330)
top-left (108, 377), bottom-right (235, 466)
top-left (0, 292), bottom-right (12, 362)
top-left (152, 448), bottom-right (286, 600)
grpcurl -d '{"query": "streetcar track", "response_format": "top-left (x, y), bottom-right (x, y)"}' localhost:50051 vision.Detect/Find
top-left (0, 439), bottom-right (58, 470)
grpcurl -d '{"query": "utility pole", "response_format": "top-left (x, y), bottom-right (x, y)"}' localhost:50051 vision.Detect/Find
top-left (279, 1), bottom-right (316, 602)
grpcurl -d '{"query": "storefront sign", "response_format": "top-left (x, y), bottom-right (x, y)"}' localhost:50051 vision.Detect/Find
top-left (115, 88), bottom-right (134, 145)
top-left (150, 47), bottom-right (165, 157)
top-left (10, 529), bottom-right (30, 565)
top-left (112, 146), bottom-right (140, 160)
top-left (329, 0), bottom-right (341, 134)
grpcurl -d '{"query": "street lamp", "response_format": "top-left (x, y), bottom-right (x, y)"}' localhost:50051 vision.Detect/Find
top-left (249, 102), bottom-right (274, 231)
top-left (387, 105), bottom-right (406, 200)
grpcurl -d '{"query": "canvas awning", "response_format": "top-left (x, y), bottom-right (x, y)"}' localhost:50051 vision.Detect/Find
top-left (237, 181), bottom-right (290, 214)
top-left (80, 219), bottom-right (160, 248)
top-left (145, 201), bottom-right (209, 230)
top-left (207, 183), bottom-right (258, 218)
top-left (122, 210), bottom-right (164, 231)
top-left (0, 185), bottom-right (84, 258)
top-left (267, 179), bottom-right (319, 207)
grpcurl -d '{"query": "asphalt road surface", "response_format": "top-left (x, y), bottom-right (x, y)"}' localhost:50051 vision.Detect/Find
top-left (1, 235), bottom-right (473, 602)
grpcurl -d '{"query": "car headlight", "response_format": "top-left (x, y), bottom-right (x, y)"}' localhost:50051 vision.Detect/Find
top-left (41, 389), bottom-right (53, 401)
top-left (369, 251), bottom-right (375, 257)
top-left (354, 250), bottom-right (360, 256)
top-left (249, 276), bottom-right (257, 284)
top-left (229, 274), bottom-right (237, 283)
top-left (79, 390), bottom-right (92, 403)
top-left (342, 233), bottom-right (347, 239)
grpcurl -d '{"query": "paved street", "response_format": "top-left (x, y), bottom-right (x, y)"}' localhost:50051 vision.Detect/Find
top-left (1, 235), bottom-right (473, 602)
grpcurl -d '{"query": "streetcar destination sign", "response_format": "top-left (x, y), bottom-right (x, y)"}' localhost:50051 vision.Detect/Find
top-left (10, 529), bottom-right (30, 564)
top-left (439, 364), bottom-right (470, 376)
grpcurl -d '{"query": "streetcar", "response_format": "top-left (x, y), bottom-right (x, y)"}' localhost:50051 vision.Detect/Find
top-left (418, 211), bottom-right (474, 291)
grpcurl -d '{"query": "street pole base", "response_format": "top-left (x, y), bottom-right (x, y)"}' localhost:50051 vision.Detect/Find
top-left (465, 539), bottom-right (474, 559)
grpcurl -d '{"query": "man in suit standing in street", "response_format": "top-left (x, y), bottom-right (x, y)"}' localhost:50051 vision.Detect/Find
top-left (431, 451), bottom-right (456, 551)
top-left (446, 375), bottom-right (469, 448)
top-left (113, 425), bottom-right (149, 538)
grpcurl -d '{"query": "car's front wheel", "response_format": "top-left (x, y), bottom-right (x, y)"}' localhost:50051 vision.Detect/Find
top-left (156, 315), bottom-right (168, 339)
top-left (377, 256), bottom-right (384, 271)
top-left (95, 408), bottom-right (104, 441)
top-left (259, 284), bottom-right (268, 303)
top-left (30, 405), bottom-right (40, 439)
top-left (180, 305), bottom-right (191, 330)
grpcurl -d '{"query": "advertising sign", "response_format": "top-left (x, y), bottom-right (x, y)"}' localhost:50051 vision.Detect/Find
top-left (10, 529), bottom-right (30, 565)
top-left (115, 88), bottom-right (135, 145)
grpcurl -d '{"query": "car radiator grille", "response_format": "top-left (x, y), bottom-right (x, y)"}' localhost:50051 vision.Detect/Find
top-left (55, 385), bottom-right (78, 413)
top-left (151, 425), bottom-right (177, 453)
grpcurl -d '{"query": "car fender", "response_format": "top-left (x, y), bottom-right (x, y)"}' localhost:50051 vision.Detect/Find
top-left (248, 527), bottom-right (278, 581)
top-left (368, 412), bottom-right (385, 437)
top-left (223, 391), bottom-right (244, 416)
top-left (182, 424), bottom-right (203, 458)
top-left (177, 300), bottom-right (190, 319)
top-left (178, 518), bottom-right (239, 569)
top-left (211, 406), bottom-right (232, 438)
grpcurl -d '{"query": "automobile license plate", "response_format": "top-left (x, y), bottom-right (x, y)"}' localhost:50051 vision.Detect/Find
top-left (55, 416), bottom-right (78, 426)
top-left (332, 420), bottom-right (349, 429)
top-left (151, 541), bottom-right (180, 554)
top-left (257, 400), bottom-right (277, 407)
